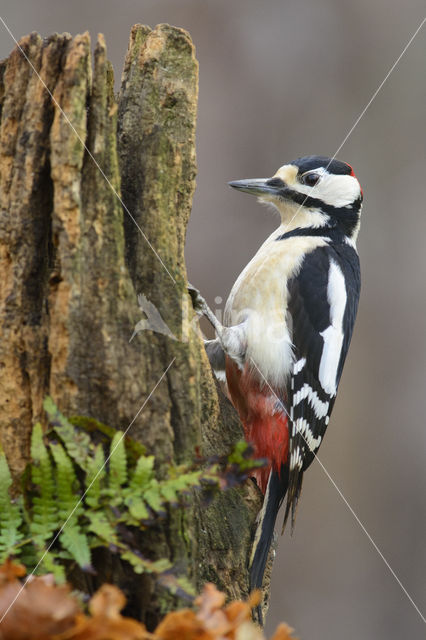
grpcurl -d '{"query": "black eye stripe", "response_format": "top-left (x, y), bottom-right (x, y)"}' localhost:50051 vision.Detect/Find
top-left (266, 177), bottom-right (285, 188)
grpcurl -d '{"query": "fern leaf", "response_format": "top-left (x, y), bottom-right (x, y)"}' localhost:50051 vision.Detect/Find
top-left (120, 455), bottom-right (156, 522)
top-left (50, 442), bottom-right (81, 518)
top-left (0, 448), bottom-right (23, 561)
top-left (172, 470), bottom-right (204, 492)
top-left (86, 511), bottom-right (118, 546)
top-left (85, 444), bottom-right (106, 508)
top-left (35, 549), bottom-right (66, 582)
top-left (59, 527), bottom-right (91, 570)
top-left (158, 480), bottom-right (179, 506)
top-left (19, 540), bottom-right (38, 569)
top-left (159, 470), bottom-right (204, 506)
top-left (49, 442), bottom-right (91, 569)
top-left (123, 494), bottom-right (151, 522)
top-left (120, 549), bottom-right (172, 575)
top-left (129, 455), bottom-right (155, 492)
top-left (143, 480), bottom-right (166, 515)
top-left (29, 424), bottom-right (57, 542)
top-left (44, 397), bottom-right (93, 472)
top-left (108, 431), bottom-right (127, 491)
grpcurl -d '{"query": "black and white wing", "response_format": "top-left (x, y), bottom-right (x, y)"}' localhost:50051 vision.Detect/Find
top-left (284, 241), bottom-right (360, 526)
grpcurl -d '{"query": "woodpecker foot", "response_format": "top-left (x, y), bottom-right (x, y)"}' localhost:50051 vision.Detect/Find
top-left (187, 283), bottom-right (208, 316)
top-left (187, 282), bottom-right (223, 335)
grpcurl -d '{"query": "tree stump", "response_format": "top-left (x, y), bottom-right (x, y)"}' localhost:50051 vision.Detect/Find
top-left (0, 24), bottom-right (269, 626)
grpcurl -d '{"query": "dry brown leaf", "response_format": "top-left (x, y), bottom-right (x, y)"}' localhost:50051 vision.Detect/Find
top-left (234, 621), bottom-right (264, 640)
top-left (195, 583), bottom-right (226, 621)
top-left (223, 600), bottom-right (251, 624)
top-left (57, 585), bottom-right (149, 640)
top-left (0, 577), bottom-right (79, 640)
top-left (153, 584), bottom-right (259, 640)
top-left (88, 584), bottom-right (127, 618)
top-left (270, 622), bottom-right (299, 640)
top-left (0, 559), bottom-right (26, 584)
top-left (194, 583), bottom-right (233, 637)
top-left (0, 561), bottom-right (298, 640)
top-left (246, 591), bottom-right (261, 609)
top-left (57, 613), bottom-right (150, 640)
top-left (155, 609), bottom-right (213, 640)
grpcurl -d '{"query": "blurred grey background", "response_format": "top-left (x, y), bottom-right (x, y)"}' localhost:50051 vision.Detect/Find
top-left (1, 1), bottom-right (425, 638)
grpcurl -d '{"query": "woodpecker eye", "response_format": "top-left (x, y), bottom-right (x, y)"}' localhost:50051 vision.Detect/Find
top-left (300, 172), bottom-right (320, 187)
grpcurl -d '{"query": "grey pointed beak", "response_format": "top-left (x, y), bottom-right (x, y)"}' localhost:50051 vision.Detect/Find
top-left (228, 178), bottom-right (279, 196)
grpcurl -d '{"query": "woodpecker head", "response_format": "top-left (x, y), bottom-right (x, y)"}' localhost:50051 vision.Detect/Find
top-left (229, 155), bottom-right (363, 241)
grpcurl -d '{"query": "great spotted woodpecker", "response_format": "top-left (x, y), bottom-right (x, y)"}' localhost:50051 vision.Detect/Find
top-left (190, 155), bottom-right (362, 619)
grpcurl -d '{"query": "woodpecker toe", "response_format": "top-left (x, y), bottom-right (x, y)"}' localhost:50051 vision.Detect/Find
top-left (187, 283), bottom-right (207, 315)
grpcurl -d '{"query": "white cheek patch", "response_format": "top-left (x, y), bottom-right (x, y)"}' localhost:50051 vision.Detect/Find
top-left (296, 169), bottom-right (360, 207)
top-left (316, 173), bottom-right (361, 207)
top-left (319, 259), bottom-right (347, 395)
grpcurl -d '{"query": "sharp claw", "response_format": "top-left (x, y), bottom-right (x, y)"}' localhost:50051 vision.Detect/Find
top-left (187, 282), bottom-right (224, 338)
top-left (187, 282), bottom-right (206, 315)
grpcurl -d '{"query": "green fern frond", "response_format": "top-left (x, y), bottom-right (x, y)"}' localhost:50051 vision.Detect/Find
top-left (123, 493), bottom-right (151, 522)
top-left (44, 397), bottom-right (93, 472)
top-left (35, 549), bottom-right (66, 583)
top-left (0, 401), bottom-right (255, 590)
top-left (59, 527), bottom-right (91, 570)
top-left (160, 469), bottom-right (204, 505)
top-left (123, 456), bottom-right (156, 521)
top-left (108, 431), bottom-right (127, 492)
top-left (19, 540), bottom-right (38, 569)
top-left (0, 448), bottom-right (23, 561)
top-left (120, 549), bottom-right (172, 575)
top-left (129, 455), bottom-right (155, 492)
top-left (85, 444), bottom-right (106, 508)
top-left (86, 511), bottom-right (118, 546)
top-left (29, 423), bottom-right (57, 542)
top-left (50, 442), bottom-right (80, 517)
top-left (143, 480), bottom-right (167, 516)
top-left (49, 442), bottom-right (91, 570)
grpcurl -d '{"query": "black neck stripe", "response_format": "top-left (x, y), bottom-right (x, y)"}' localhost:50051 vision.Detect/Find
top-left (277, 187), bottom-right (362, 238)
top-left (275, 226), bottom-right (346, 242)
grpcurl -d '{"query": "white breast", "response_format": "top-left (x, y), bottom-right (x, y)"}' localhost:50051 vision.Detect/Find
top-left (224, 227), bottom-right (328, 387)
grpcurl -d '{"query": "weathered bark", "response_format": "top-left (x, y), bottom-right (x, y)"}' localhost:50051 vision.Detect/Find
top-left (0, 25), bottom-right (268, 626)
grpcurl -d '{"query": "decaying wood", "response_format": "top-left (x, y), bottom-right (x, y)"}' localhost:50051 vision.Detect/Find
top-left (0, 25), bottom-right (269, 626)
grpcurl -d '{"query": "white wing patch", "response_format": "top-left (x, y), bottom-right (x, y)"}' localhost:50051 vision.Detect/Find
top-left (290, 447), bottom-right (303, 471)
top-left (319, 259), bottom-right (347, 395)
top-left (293, 357), bottom-right (306, 375)
top-left (293, 383), bottom-right (329, 419)
top-left (290, 419), bottom-right (322, 469)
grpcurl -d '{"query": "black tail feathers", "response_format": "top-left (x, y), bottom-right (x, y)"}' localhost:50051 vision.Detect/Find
top-left (283, 467), bottom-right (304, 532)
top-left (249, 467), bottom-right (289, 625)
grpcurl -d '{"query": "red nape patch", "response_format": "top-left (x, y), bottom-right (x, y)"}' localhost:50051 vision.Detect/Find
top-left (225, 357), bottom-right (289, 494)
top-left (347, 163), bottom-right (363, 198)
